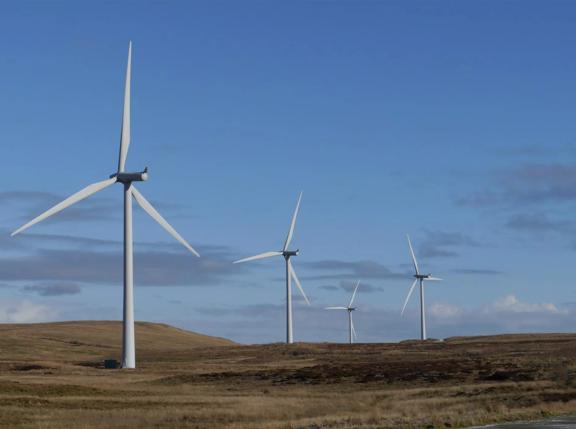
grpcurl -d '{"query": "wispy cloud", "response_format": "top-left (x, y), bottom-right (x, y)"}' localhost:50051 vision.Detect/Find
top-left (191, 294), bottom-right (576, 344)
top-left (429, 302), bottom-right (464, 318)
top-left (3, 190), bottom-right (119, 225)
top-left (405, 295), bottom-right (570, 333)
top-left (0, 300), bottom-right (58, 323)
top-left (0, 232), bottom-right (242, 287)
top-left (456, 164), bottom-right (576, 242)
top-left (2, 188), bottom-right (196, 230)
top-left (505, 213), bottom-right (575, 235)
top-left (451, 268), bottom-right (504, 275)
top-left (459, 163), bottom-right (576, 207)
top-left (0, 231), bottom-right (120, 251)
top-left (0, 248), bottom-right (240, 286)
top-left (318, 280), bottom-right (384, 294)
top-left (490, 294), bottom-right (564, 314)
top-left (497, 143), bottom-right (576, 159)
top-left (417, 230), bottom-right (481, 259)
top-left (301, 259), bottom-right (405, 280)
top-left (22, 283), bottom-right (82, 297)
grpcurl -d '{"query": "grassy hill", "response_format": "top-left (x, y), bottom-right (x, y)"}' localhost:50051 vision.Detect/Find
top-left (0, 321), bottom-right (233, 363)
top-left (0, 325), bottom-right (575, 428)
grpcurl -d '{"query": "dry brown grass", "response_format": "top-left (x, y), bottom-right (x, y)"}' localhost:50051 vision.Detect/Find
top-left (0, 322), bottom-right (575, 428)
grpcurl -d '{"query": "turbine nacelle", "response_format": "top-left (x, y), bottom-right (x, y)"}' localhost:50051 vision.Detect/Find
top-left (283, 249), bottom-right (299, 258)
top-left (414, 273), bottom-right (432, 280)
top-left (111, 167), bottom-right (149, 183)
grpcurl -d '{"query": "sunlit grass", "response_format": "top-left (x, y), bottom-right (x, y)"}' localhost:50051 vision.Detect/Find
top-left (0, 323), bottom-right (574, 428)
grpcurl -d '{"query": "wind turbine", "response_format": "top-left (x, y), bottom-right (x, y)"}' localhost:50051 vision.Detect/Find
top-left (11, 42), bottom-right (200, 369)
top-left (234, 192), bottom-right (310, 344)
top-left (401, 235), bottom-right (441, 341)
top-left (325, 281), bottom-right (360, 344)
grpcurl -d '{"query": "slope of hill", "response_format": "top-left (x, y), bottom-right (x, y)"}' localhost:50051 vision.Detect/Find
top-left (0, 327), bottom-right (575, 429)
top-left (0, 321), bottom-right (233, 363)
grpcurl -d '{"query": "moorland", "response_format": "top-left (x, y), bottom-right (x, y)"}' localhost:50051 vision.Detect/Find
top-left (0, 321), bottom-right (575, 428)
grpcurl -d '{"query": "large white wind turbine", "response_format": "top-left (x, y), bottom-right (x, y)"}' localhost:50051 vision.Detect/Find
top-left (234, 192), bottom-right (310, 344)
top-left (11, 42), bottom-right (199, 369)
top-left (325, 281), bottom-right (360, 344)
top-left (401, 235), bottom-right (441, 341)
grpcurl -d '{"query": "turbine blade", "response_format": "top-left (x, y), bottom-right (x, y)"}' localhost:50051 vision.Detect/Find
top-left (348, 280), bottom-right (360, 308)
top-left (401, 279), bottom-right (419, 316)
top-left (407, 234), bottom-right (420, 275)
top-left (117, 41), bottom-right (132, 173)
top-left (233, 251), bottom-right (282, 264)
top-left (11, 177), bottom-right (116, 236)
top-left (289, 260), bottom-right (310, 305)
top-left (426, 277), bottom-right (442, 281)
top-left (325, 307), bottom-right (347, 310)
top-left (283, 192), bottom-right (302, 251)
top-left (131, 186), bottom-right (200, 257)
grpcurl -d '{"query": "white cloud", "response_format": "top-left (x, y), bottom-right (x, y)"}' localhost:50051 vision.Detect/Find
top-left (490, 294), bottom-right (564, 314)
top-left (192, 293), bottom-right (576, 343)
top-left (429, 302), bottom-right (464, 318)
top-left (0, 300), bottom-right (58, 323)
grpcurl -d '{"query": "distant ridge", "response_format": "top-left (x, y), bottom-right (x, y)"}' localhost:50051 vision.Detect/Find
top-left (444, 332), bottom-right (575, 343)
top-left (0, 321), bottom-right (234, 363)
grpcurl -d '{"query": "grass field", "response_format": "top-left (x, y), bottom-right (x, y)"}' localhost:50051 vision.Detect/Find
top-left (0, 321), bottom-right (575, 428)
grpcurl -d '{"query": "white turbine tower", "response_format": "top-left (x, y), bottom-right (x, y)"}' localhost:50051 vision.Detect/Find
top-left (11, 42), bottom-right (200, 369)
top-left (401, 235), bottom-right (441, 341)
top-left (234, 192), bottom-right (310, 344)
top-left (325, 281), bottom-right (360, 344)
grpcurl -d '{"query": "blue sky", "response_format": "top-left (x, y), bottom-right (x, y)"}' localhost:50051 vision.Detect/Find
top-left (1, 1), bottom-right (576, 343)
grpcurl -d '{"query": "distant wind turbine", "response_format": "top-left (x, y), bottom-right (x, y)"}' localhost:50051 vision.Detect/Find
top-left (234, 192), bottom-right (310, 344)
top-left (11, 42), bottom-right (200, 369)
top-left (325, 281), bottom-right (360, 344)
top-left (401, 235), bottom-right (441, 341)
